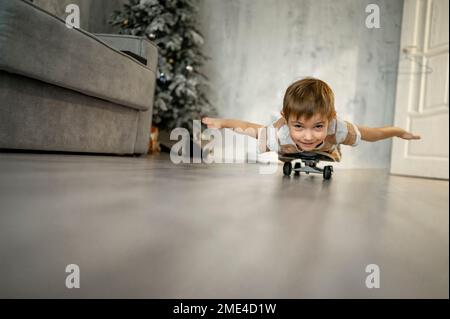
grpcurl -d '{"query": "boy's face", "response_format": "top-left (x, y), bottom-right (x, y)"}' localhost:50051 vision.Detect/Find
top-left (286, 113), bottom-right (329, 151)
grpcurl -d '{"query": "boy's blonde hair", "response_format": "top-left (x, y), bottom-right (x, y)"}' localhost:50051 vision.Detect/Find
top-left (282, 77), bottom-right (336, 122)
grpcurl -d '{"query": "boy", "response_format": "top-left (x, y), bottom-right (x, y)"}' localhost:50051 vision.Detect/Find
top-left (201, 77), bottom-right (420, 162)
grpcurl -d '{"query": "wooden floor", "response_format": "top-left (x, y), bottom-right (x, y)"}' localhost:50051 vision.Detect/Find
top-left (0, 152), bottom-right (448, 298)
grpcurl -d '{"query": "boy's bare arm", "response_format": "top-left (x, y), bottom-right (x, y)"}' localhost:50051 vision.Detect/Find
top-left (356, 125), bottom-right (421, 142)
top-left (202, 117), bottom-right (265, 139)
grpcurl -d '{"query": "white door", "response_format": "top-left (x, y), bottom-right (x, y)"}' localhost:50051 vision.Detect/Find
top-left (390, 0), bottom-right (449, 179)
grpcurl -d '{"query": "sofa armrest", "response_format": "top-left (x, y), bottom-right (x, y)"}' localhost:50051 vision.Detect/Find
top-left (94, 34), bottom-right (158, 155)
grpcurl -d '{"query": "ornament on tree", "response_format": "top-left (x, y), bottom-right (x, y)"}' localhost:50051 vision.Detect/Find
top-left (186, 65), bottom-right (194, 72)
top-left (148, 33), bottom-right (156, 40)
top-left (158, 73), bottom-right (167, 84)
top-left (168, 58), bottom-right (174, 64)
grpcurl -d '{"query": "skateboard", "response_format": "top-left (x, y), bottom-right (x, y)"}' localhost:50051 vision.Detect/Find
top-left (278, 151), bottom-right (336, 180)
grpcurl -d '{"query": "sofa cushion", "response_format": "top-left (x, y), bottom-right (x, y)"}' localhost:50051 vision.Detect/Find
top-left (95, 34), bottom-right (158, 70)
top-left (0, 0), bottom-right (156, 112)
top-left (0, 71), bottom-right (140, 154)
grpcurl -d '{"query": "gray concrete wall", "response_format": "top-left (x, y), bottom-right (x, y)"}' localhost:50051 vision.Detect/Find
top-left (198, 0), bottom-right (404, 168)
top-left (32, 0), bottom-right (126, 33)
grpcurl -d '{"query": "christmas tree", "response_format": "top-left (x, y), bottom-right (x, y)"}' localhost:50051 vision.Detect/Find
top-left (110, 0), bottom-right (216, 132)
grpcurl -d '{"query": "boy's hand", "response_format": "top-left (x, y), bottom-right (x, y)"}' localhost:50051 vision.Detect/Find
top-left (398, 129), bottom-right (421, 140)
top-left (202, 117), bottom-right (224, 129)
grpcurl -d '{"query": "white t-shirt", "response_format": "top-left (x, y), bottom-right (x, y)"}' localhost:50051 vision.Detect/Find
top-left (262, 116), bottom-right (361, 156)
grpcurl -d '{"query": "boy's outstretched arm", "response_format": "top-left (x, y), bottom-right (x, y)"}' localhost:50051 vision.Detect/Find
top-left (356, 125), bottom-right (421, 142)
top-left (202, 117), bottom-right (265, 139)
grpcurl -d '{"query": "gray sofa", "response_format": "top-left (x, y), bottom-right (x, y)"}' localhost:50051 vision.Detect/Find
top-left (0, 0), bottom-right (158, 155)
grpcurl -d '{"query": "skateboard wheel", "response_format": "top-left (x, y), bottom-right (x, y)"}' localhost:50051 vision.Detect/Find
top-left (283, 161), bottom-right (292, 176)
top-left (294, 162), bottom-right (301, 175)
top-left (323, 165), bottom-right (332, 180)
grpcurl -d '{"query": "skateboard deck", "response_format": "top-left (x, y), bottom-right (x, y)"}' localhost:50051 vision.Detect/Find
top-left (278, 151), bottom-right (336, 162)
